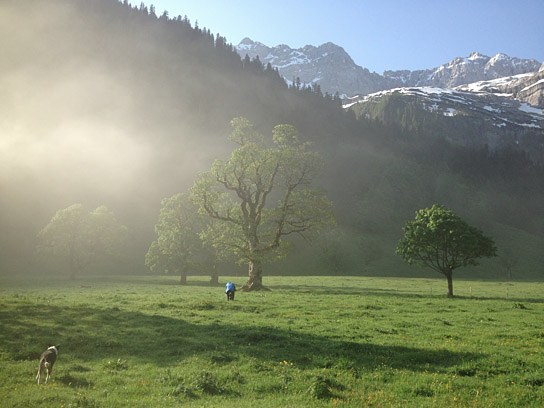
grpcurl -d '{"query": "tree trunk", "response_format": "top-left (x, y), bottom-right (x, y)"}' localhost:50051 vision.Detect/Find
top-left (69, 261), bottom-right (82, 280)
top-left (69, 247), bottom-right (77, 280)
top-left (209, 263), bottom-right (218, 284)
top-left (242, 260), bottom-right (263, 291)
top-left (446, 272), bottom-right (454, 297)
top-left (179, 273), bottom-right (187, 285)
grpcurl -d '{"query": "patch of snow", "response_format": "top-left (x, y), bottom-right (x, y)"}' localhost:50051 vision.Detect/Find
top-left (483, 106), bottom-right (501, 113)
top-left (520, 78), bottom-right (544, 93)
top-left (456, 73), bottom-right (533, 92)
top-left (424, 103), bottom-right (439, 112)
top-left (517, 122), bottom-right (541, 128)
top-left (518, 103), bottom-right (544, 116)
top-left (496, 114), bottom-right (542, 129)
top-left (236, 43), bottom-right (254, 51)
top-left (489, 53), bottom-right (508, 63)
top-left (342, 101), bottom-right (358, 109)
top-left (275, 56), bottom-right (311, 69)
top-left (469, 52), bottom-right (488, 61)
top-left (419, 87), bottom-right (454, 95)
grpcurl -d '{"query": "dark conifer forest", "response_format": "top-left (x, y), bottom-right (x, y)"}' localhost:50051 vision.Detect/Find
top-left (1, 0), bottom-right (543, 279)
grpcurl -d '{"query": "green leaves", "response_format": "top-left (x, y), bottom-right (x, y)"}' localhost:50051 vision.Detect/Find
top-left (227, 117), bottom-right (263, 146)
top-left (145, 193), bottom-right (207, 275)
top-left (190, 117), bottom-right (335, 271)
top-left (272, 124), bottom-right (299, 148)
top-left (397, 204), bottom-right (497, 275)
top-left (36, 204), bottom-right (127, 277)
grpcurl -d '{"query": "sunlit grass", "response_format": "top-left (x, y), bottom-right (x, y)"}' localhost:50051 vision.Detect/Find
top-left (1, 275), bottom-right (543, 407)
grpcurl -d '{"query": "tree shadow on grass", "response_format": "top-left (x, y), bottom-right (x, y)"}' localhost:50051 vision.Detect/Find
top-left (1, 303), bottom-right (481, 374)
top-left (266, 284), bottom-right (544, 303)
top-left (83, 275), bottom-right (223, 287)
top-left (267, 284), bottom-right (400, 296)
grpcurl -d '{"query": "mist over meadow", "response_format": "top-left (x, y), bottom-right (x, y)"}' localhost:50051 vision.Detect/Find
top-left (1, 0), bottom-right (543, 279)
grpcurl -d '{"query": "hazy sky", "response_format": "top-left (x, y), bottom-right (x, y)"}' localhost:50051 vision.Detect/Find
top-left (143, 0), bottom-right (544, 74)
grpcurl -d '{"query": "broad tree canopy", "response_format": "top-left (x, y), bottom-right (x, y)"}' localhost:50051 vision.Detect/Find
top-left (190, 117), bottom-right (335, 290)
top-left (396, 204), bottom-right (497, 296)
top-left (145, 193), bottom-right (213, 284)
top-left (36, 204), bottom-right (127, 278)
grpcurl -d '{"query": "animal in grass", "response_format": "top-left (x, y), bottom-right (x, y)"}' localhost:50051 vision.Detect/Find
top-left (36, 344), bottom-right (60, 384)
top-left (225, 282), bottom-right (236, 301)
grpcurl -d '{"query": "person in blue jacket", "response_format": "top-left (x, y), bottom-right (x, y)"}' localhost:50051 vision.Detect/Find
top-left (225, 282), bottom-right (235, 300)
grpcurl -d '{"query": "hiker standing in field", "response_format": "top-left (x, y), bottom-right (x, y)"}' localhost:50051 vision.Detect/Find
top-left (225, 282), bottom-right (235, 300)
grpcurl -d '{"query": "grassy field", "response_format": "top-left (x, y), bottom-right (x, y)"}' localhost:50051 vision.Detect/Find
top-left (1, 275), bottom-right (543, 407)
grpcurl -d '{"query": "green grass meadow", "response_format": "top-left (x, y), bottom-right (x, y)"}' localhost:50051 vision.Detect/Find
top-left (1, 275), bottom-right (543, 407)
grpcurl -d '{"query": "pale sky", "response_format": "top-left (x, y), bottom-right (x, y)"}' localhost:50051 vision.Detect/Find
top-left (142, 0), bottom-right (544, 74)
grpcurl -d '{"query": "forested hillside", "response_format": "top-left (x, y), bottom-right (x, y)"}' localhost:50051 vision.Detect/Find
top-left (1, 0), bottom-right (542, 279)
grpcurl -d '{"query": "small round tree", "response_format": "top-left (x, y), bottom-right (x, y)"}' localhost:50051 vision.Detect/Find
top-left (396, 204), bottom-right (497, 297)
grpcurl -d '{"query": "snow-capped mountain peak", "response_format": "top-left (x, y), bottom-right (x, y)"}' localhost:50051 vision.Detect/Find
top-left (235, 38), bottom-right (542, 105)
top-left (468, 51), bottom-right (488, 61)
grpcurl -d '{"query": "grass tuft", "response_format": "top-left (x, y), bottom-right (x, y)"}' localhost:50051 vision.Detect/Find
top-left (102, 358), bottom-right (128, 371)
top-left (308, 374), bottom-right (335, 399)
top-left (190, 370), bottom-right (225, 395)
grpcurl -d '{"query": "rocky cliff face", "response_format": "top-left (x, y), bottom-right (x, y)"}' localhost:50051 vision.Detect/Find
top-left (384, 52), bottom-right (541, 89)
top-left (504, 64), bottom-right (544, 108)
top-left (454, 63), bottom-right (544, 108)
top-left (236, 38), bottom-right (388, 97)
top-left (236, 38), bottom-right (542, 103)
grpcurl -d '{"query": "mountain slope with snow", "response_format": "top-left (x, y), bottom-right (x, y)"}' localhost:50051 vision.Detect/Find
top-left (347, 86), bottom-right (544, 163)
top-left (384, 52), bottom-right (541, 89)
top-left (236, 38), bottom-right (542, 104)
top-left (236, 37), bottom-right (388, 97)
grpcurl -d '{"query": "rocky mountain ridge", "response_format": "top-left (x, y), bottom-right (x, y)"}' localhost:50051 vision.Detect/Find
top-left (495, 63), bottom-right (542, 108)
top-left (236, 37), bottom-right (388, 96)
top-left (235, 38), bottom-right (543, 107)
top-left (383, 52), bottom-right (541, 89)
